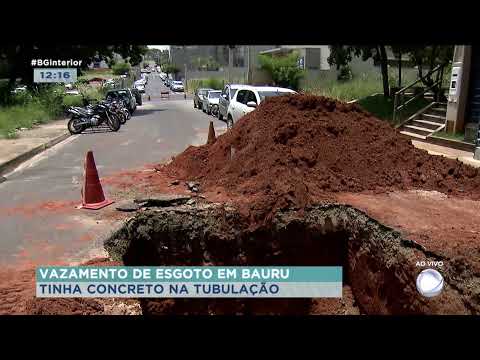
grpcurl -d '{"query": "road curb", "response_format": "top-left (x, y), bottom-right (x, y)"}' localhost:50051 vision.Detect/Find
top-left (0, 132), bottom-right (71, 177)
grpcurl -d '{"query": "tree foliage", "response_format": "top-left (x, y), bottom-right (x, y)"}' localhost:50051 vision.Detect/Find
top-left (328, 45), bottom-right (391, 96)
top-left (328, 45), bottom-right (454, 98)
top-left (112, 61), bottom-right (131, 75)
top-left (258, 51), bottom-right (305, 90)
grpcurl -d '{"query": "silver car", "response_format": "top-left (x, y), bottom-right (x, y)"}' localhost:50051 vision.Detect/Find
top-left (201, 90), bottom-right (222, 115)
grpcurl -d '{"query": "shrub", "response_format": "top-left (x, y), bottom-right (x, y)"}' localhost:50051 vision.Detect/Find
top-left (258, 51), bottom-right (305, 90)
top-left (76, 84), bottom-right (103, 104)
top-left (62, 95), bottom-right (84, 108)
top-left (0, 103), bottom-right (51, 138)
top-left (112, 61), bottom-right (131, 75)
top-left (203, 78), bottom-right (224, 90)
top-left (34, 84), bottom-right (65, 117)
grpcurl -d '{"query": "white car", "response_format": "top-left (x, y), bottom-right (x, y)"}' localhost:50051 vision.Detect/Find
top-left (226, 86), bottom-right (296, 127)
top-left (171, 81), bottom-right (184, 92)
top-left (135, 84), bottom-right (145, 93)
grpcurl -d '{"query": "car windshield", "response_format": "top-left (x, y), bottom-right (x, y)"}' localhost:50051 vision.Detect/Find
top-left (257, 90), bottom-right (292, 101)
top-left (208, 91), bottom-right (221, 98)
top-left (230, 88), bottom-right (238, 98)
top-left (173, 81), bottom-right (183, 85)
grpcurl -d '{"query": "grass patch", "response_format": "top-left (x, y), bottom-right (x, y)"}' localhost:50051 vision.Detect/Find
top-left (302, 69), bottom-right (419, 102)
top-left (357, 94), bottom-right (430, 126)
top-left (0, 103), bottom-right (52, 138)
top-left (304, 75), bottom-right (383, 102)
top-left (0, 84), bottom-right (82, 139)
top-left (78, 68), bottom-right (119, 81)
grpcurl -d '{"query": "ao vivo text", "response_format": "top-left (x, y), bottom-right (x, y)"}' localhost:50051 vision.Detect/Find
top-left (415, 260), bottom-right (444, 268)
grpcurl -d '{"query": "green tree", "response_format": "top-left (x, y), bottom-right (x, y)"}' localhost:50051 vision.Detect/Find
top-left (328, 45), bottom-right (391, 97)
top-left (404, 45), bottom-right (453, 100)
top-left (258, 51), bottom-right (305, 90)
top-left (328, 45), bottom-right (453, 99)
top-left (112, 61), bottom-right (131, 75)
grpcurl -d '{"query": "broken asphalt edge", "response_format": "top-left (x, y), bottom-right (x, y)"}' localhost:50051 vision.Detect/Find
top-left (0, 132), bottom-right (71, 180)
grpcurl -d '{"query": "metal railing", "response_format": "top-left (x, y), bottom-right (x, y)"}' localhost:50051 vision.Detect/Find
top-left (392, 63), bottom-right (446, 123)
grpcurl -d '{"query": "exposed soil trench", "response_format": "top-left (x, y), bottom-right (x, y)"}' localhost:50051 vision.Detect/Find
top-left (104, 201), bottom-right (480, 315)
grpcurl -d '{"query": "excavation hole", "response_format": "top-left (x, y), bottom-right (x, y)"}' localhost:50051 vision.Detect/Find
top-left (104, 203), bottom-right (476, 315)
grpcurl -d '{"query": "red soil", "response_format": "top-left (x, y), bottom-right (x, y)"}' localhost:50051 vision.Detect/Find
top-left (158, 94), bottom-right (480, 224)
top-left (0, 258), bottom-right (123, 315)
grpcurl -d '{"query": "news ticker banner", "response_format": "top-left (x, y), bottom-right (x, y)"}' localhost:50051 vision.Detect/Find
top-left (36, 266), bottom-right (342, 298)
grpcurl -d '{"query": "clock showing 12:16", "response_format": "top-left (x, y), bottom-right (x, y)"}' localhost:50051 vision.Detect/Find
top-left (33, 68), bottom-right (77, 83)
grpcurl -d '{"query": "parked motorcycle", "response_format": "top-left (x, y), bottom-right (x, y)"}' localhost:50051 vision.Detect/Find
top-left (106, 100), bottom-right (128, 125)
top-left (66, 101), bottom-right (121, 134)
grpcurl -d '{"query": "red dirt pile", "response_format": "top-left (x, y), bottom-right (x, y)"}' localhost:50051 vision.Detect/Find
top-left (162, 94), bottom-right (480, 222)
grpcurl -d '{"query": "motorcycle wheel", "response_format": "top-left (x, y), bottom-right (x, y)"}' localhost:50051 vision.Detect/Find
top-left (211, 105), bottom-right (218, 117)
top-left (67, 117), bottom-right (84, 134)
top-left (124, 110), bottom-right (131, 120)
top-left (118, 112), bottom-right (127, 125)
top-left (107, 114), bottom-right (121, 132)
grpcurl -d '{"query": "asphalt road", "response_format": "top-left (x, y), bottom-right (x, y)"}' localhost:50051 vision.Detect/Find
top-left (0, 74), bottom-right (227, 267)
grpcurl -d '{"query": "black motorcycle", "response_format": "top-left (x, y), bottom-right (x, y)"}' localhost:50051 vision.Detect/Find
top-left (106, 99), bottom-right (128, 125)
top-left (66, 101), bottom-right (121, 134)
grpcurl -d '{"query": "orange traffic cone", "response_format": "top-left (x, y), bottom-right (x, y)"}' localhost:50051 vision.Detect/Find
top-left (78, 150), bottom-right (114, 210)
top-left (207, 121), bottom-right (216, 145)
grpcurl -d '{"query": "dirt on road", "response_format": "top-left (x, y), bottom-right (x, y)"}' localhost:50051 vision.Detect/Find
top-left (4, 94), bottom-right (480, 315)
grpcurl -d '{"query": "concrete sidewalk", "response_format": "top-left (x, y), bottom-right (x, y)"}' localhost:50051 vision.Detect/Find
top-left (0, 119), bottom-right (69, 176)
top-left (412, 140), bottom-right (480, 168)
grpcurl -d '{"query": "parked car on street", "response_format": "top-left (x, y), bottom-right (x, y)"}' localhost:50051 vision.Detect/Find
top-left (171, 81), bottom-right (184, 92)
top-left (218, 84), bottom-right (244, 121)
top-left (193, 88), bottom-right (213, 110)
top-left (105, 88), bottom-right (137, 114)
top-left (130, 88), bottom-right (143, 106)
top-left (134, 80), bottom-right (146, 93)
top-left (135, 84), bottom-right (145, 93)
top-left (201, 90), bottom-right (222, 115)
top-left (226, 86), bottom-right (296, 128)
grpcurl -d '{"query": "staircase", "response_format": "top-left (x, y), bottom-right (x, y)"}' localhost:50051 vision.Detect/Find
top-left (393, 63), bottom-right (448, 140)
top-left (398, 102), bottom-right (447, 140)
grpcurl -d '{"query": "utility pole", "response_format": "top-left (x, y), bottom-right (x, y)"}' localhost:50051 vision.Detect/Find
top-left (184, 63), bottom-right (187, 99)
